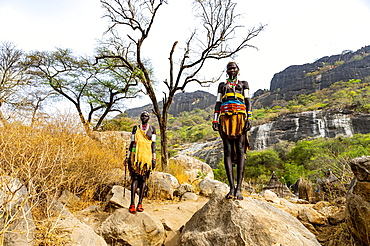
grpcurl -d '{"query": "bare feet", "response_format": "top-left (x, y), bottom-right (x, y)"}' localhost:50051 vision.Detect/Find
top-left (234, 190), bottom-right (244, 200)
top-left (225, 189), bottom-right (235, 199)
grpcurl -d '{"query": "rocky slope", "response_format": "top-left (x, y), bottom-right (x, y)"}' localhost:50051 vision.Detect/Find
top-left (181, 109), bottom-right (370, 168)
top-left (253, 45), bottom-right (370, 108)
top-left (122, 90), bottom-right (216, 117)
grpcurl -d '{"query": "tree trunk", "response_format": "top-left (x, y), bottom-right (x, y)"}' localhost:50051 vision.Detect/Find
top-left (158, 97), bottom-right (172, 171)
top-left (160, 126), bottom-right (169, 171)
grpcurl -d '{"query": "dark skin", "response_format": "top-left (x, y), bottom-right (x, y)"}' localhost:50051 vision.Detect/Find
top-left (213, 62), bottom-right (252, 199)
top-left (126, 112), bottom-right (156, 213)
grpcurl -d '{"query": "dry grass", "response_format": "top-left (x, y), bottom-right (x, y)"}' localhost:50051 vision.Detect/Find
top-left (166, 162), bottom-right (191, 185)
top-left (0, 118), bottom-right (127, 244)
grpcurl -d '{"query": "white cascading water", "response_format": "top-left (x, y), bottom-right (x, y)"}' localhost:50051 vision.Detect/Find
top-left (311, 110), bottom-right (326, 138)
top-left (332, 113), bottom-right (353, 137)
top-left (254, 122), bottom-right (273, 150)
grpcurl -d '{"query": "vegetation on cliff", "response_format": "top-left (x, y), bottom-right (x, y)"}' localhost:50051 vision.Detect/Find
top-left (252, 77), bottom-right (370, 125)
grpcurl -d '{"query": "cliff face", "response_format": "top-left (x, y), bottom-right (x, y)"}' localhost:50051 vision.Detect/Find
top-left (249, 109), bottom-right (370, 150)
top-left (123, 90), bottom-right (216, 118)
top-left (182, 110), bottom-right (370, 168)
top-left (253, 45), bottom-right (370, 109)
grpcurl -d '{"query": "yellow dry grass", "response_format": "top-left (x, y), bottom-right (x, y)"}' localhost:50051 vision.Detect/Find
top-left (0, 119), bottom-right (126, 244)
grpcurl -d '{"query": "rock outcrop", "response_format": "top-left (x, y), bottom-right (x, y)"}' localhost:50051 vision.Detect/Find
top-left (180, 194), bottom-right (320, 246)
top-left (100, 208), bottom-right (166, 246)
top-left (180, 109), bottom-right (370, 167)
top-left (123, 90), bottom-right (216, 118)
top-left (168, 155), bottom-right (214, 182)
top-left (197, 178), bottom-right (229, 197)
top-left (253, 45), bottom-right (370, 108)
top-left (50, 201), bottom-right (107, 246)
top-left (249, 109), bottom-right (370, 150)
top-left (0, 176), bottom-right (35, 246)
top-left (346, 156), bottom-right (370, 246)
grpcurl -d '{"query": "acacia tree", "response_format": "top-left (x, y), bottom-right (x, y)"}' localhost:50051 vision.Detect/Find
top-left (98, 0), bottom-right (265, 169)
top-left (28, 48), bottom-right (141, 135)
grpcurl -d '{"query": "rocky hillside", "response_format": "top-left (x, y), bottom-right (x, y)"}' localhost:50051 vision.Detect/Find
top-left (181, 109), bottom-right (370, 168)
top-left (6, 154), bottom-right (368, 246)
top-left (253, 45), bottom-right (370, 108)
top-left (123, 90), bottom-right (216, 117)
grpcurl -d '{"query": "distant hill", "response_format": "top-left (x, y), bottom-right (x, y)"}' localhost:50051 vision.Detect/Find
top-left (253, 45), bottom-right (370, 108)
top-left (120, 45), bottom-right (370, 117)
top-left (120, 90), bottom-right (216, 118)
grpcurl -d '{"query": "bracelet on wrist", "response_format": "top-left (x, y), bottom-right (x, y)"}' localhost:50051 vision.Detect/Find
top-left (212, 120), bottom-right (218, 123)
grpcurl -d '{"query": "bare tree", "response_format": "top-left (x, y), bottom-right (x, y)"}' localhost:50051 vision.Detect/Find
top-left (28, 48), bottom-right (141, 136)
top-left (98, 0), bottom-right (265, 169)
top-left (0, 42), bottom-right (31, 124)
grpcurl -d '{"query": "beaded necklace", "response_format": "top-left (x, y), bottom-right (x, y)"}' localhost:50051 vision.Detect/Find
top-left (227, 78), bottom-right (238, 89)
top-left (141, 124), bottom-right (150, 134)
top-left (227, 78), bottom-right (238, 99)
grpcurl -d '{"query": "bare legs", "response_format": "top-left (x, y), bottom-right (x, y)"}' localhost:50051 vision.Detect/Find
top-left (129, 174), bottom-right (147, 213)
top-left (220, 130), bottom-right (246, 200)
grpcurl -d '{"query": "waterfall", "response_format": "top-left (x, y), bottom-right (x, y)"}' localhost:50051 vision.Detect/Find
top-left (311, 110), bottom-right (326, 138)
top-left (333, 113), bottom-right (353, 137)
top-left (293, 117), bottom-right (300, 139)
top-left (254, 122), bottom-right (273, 150)
top-left (179, 142), bottom-right (211, 155)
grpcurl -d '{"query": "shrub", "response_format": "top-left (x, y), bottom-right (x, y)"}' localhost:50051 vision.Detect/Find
top-left (0, 119), bottom-right (126, 243)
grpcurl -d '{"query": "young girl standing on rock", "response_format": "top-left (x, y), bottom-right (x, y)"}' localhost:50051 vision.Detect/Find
top-left (125, 111), bottom-right (156, 214)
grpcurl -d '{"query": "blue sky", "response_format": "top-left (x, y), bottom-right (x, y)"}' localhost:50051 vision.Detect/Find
top-left (1, 0), bottom-right (370, 108)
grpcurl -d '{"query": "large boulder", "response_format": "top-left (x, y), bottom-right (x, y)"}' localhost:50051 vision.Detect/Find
top-left (104, 185), bottom-right (137, 211)
top-left (150, 171), bottom-right (179, 190)
top-left (50, 201), bottom-right (107, 246)
top-left (147, 178), bottom-right (174, 200)
top-left (0, 176), bottom-right (35, 246)
top-left (180, 194), bottom-right (320, 246)
top-left (197, 178), bottom-right (229, 197)
top-left (346, 156), bottom-right (370, 245)
top-left (168, 155), bottom-right (214, 183)
top-left (100, 208), bottom-right (165, 246)
top-left (175, 183), bottom-right (194, 197)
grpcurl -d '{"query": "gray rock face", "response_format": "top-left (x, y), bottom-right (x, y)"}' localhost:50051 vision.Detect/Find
top-left (123, 90), bottom-right (216, 117)
top-left (181, 109), bottom-right (370, 168)
top-left (346, 156), bottom-right (370, 246)
top-left (253, 45), bottom-right (370, 108)
top-left (147, 178), bottom-right (174, 200)
top-left (0, 176), bottom-right (35, 246)
top-left (249, 109), bottom-right (370, 150)
top-left (50, 201), bottom-right (107, 246)
top-left (180, 194), bottom-right (320, 246)
top-left (100, 208), bottom-right (165, 246)
top-left (179, 140), bottom-right (223, 169)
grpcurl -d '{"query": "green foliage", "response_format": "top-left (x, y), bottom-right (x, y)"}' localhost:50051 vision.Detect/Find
top-left (242, 133), bottom-right (370, 186)
top-left (100, 117), bottom-right (136, 131)
top-left (166, 108), bottom-right (217, 144)
top-left (353, 55), bottom-right (363, 61)
top-left (278, 162), bottom-right (307, 186)
top-left (334, 60), bottom-right (344, 66)
top-left (244, 149), bottom-right (283, 183)
top-left (213, 160), bottom-right (228, 183)
top-left (253, 78), bottom-right (370, 124)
